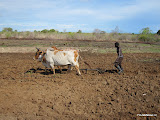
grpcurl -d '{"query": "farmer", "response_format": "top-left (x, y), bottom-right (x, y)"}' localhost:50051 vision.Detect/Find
top-left (114, 42), bottom-right (123, 74)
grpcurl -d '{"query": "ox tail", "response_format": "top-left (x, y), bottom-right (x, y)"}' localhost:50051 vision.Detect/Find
top-left (79, 56), bottom-right (92, 69)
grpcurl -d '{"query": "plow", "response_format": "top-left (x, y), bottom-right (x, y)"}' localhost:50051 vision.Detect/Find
top-left (80, 62), bottom-right (116, 74)
top-left (80, 68), bottom-right (106, 74)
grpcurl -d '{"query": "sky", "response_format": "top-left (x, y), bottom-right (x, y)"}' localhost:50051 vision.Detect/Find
top-left (0, 0), bottom-right (160, 33)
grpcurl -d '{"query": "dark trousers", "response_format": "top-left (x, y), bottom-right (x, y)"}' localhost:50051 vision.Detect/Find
top-left (114, 57), bottom-right (123, 69)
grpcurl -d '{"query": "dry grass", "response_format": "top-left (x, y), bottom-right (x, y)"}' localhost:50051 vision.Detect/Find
top-left (0, 32), bottom-right (141, 42)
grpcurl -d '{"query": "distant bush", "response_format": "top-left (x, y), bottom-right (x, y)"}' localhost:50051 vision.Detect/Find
top-left (100, 31), bottom-right (106, 34)
top-left (41, 29), bottom-right (48, 33)
top-left (49, 29), bottom-right (56, 32)
top-left (118, 35), bottom-right (126, 41)
top-left (41, 29), bottom-right (58, 33)
top-left (157, 30), bottom-right (160, 35)
top-left (92, 29), bottom-right (106, 39)
top-left (5, 32), bottom-right (12, 38)
top-left (138, 34), bottom-right (150, 42)
top-left (77, 30), bottom-right (82, 33)
top-left (2, 27), bottom-right (13, 32)
top-left (67, 32), bottom-right (76, 39)
top-left (138, 34), bottom-right (160, 42)
top-left (0, 27), bottom-right (159, 42)
top-left (138, 27), bottom-right (159, 42)
top-left (140, 27), bottom-right (152, 34)
top-left (131, 35), bottom-right (138, 41)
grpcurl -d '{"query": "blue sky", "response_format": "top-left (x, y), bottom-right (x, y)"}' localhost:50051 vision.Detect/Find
top-left (0, 0), bottom-right (160, 33)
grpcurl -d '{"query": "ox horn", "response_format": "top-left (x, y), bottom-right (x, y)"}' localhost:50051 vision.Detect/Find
top-left (36, 47), bottom-right (40, 51)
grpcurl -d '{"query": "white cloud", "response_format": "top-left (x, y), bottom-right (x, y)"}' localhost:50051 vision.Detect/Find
top-left (56, 24), bottom-right (88, 29)
top-left (1, 0), bottom-right (160, 21)
top-left (91, 0), bottom-right (160, 21)
top-left (0, 23), bottom-right (47, 27)
top-left (0, 22), bottom-right (90, 32)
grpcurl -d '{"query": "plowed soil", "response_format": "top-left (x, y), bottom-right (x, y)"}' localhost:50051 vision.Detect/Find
top-left (0, 52), bottom-right (159, 120)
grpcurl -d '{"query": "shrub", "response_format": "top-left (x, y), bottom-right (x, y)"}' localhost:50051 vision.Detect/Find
top-left (139, 35), bottom-right (149, 42)
top-left (157, 30), bottom-right (160, 35)
top-left (131, 35), bottom-right (138, 41)
top-left (93, 29), bottom-right (103, 39)
top-left (140, 27), bottom-right (152, 34)
top-left (67, 32), bottom-right (75, 39)
top-left (41, 29), bottom-right (49, 33)
top-left (138, 34), bottom-right (160, 42)
top-left (5, 32), bottom-right (12, 38)
top-left (49, 29), bottom-right (56, 32)
top-left (2, 27), bottom-right (13, 32)
top-left (138, 27), bottom-right (157, 42)
top-left (118, 35), bottom-right (126, 41)
top-left (77, 30), bottom-right (82, 33)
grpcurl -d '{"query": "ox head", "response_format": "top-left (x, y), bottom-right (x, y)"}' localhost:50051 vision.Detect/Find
top-left (34, 48), bottom-right (44, 62)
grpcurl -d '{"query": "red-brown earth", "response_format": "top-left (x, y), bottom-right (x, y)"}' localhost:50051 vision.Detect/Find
top-left (0, 52), bottom-right (159, 120)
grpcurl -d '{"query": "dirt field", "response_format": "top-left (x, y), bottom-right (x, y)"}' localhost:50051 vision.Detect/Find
top-left (0, 52), bottom-right (159, 120)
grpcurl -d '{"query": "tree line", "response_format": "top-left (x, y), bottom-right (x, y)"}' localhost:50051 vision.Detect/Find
top-left (1, 27), bottom-right (160, 35)
top-left (0, 27), bottom-right (160, 43)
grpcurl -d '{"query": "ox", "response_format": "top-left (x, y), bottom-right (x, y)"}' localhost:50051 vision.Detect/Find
top-left (34, 46), bottom-right (81, 75)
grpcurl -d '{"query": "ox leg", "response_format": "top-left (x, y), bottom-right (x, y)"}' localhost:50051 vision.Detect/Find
top-left (45, 67), bottom-right (47, 75)
top-left (57, 66), bottom-right (62, 74)
top-left (50, 64), bottom-right (55, 75)
top-left (75, 64), bottom-right (81, 75)
top-left (51, 67), bottom-right (55, 75)
top-left (67, 64), bottom-right (72, 73)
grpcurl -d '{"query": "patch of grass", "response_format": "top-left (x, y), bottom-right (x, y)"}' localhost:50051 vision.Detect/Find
top-left (121, 43), bottom-right (160, 53)
top-left (138, 44), bottom-right (160, 53)
top-left (0, 45), bottom-right (8, 47)
top-left (147, 47), bottom-right (160, 53)
top-left (139, 43), bottom-right (150, 46)
top-left (97, 49), bottom-right (107, 53)
top-left (96, 48), bottom-right (115, 53)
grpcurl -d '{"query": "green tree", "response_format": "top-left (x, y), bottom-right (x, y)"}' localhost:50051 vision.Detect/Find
top-left (138, 27), bottom-right (157, 42)
top-left (49, 29), bottom-right (56, 32)
top-left (77, 30), bottom-right (82, 33)
top-left (2, 27), bottom-right (13, 32)
top-left (140, 27), bottom-right (152, 34)
top-left (41, 29), bottom-right (48, 33)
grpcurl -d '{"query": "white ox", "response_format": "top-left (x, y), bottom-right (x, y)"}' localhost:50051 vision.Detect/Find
top-left (34, 46), bottom-right (81, 75)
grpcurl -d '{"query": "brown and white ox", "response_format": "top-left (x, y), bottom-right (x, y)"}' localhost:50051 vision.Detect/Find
top-left (34, 46), bottom-right (81, 75)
